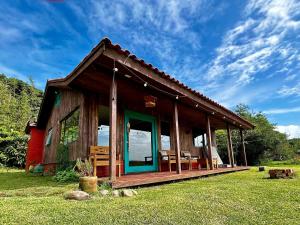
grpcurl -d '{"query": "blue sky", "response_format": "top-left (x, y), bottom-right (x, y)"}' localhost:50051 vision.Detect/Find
top-left (1, 0), bottom-right (300, 138)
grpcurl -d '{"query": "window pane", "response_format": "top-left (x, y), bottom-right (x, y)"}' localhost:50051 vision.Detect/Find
top-left (60, 122), bottom-right (65, 144)
top-left (193, 128), bottom-right (204, 147)
top-left (54, 92), bottom-right (61, 107)
top-left (128, 119), bottom-right (153, 166)
top-left (98, 125), bottom-right (110, 146)
top-left (161, 135), bottom-right (170, 150)
top-left (194, 135), bottom-right (203, 147)
top-left (161, 121), bottom-right (170, 150)
top-left (45, 128), bottom-right (53, 146)
top-left (60, 108), bottom-right (80, 145)
top-left (98, 105), bottom-right (110, 146)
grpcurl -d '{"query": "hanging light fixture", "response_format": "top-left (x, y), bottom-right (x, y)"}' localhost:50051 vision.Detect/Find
top-left (144, 95), bottom-right (157, 108)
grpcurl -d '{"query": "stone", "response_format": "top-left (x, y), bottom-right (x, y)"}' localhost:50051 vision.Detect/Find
top-left (121, 189), bottom-right (134, 197)
top-left (100, 190), bottom-right (109, 196)
top-left (64, 191), bottom-right (90, 201)
top-left (112, 190), bottom-right (120, 197)
top-left (259, 166), bottom-right (265, 172)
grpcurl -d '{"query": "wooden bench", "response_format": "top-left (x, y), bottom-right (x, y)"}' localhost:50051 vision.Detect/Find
top-left (89, 146), bottom-right (121, 177)
top-left (158, 150), bottom-right (191, 172)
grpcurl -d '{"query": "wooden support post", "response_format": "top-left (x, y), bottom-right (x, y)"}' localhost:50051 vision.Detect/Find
top-left (226, 124), bottom-right (234, 167)
top-left (206, 115), bottom-right (213, 170)
top-left (173, 102), bottom-right (181, 174)
top-left (109, 77), bottom-right (117, 181)
top-left (240, 129), bottom-right (247, 166)
top-left (157, 116), bottom-right (162, 172)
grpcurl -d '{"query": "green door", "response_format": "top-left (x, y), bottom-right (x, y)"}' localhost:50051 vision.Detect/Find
top-left (124, 110), bottom-right (158, 174)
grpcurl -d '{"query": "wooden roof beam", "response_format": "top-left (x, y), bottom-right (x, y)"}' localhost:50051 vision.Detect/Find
top-left (102, 48), bottom-right (254, 129)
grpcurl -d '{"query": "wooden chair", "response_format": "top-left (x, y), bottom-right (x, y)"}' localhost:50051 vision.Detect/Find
top-left (212, 157), bottom-right (218, 169)
top-left (158, 150), bottom-right (190, 172)
top-left (181, 151), bottom-right (201, 170)
top-left (89, 146), bottom-right (121, 177)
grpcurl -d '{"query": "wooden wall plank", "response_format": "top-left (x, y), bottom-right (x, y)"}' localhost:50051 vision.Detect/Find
top-left (43, 89), bottom-right (84, 164)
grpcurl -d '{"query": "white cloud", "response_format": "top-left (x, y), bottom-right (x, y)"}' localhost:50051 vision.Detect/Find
top-left (0, 1), bottom-right (89, 89)
top-left (276, 125), bottom-right (300, 139)
top-left (201, 0), bottom-right (300, 106)
top-left (264, 106), bottom-right (300, 114)
top-left (70, 0), bottom-right (210, 38)
top-left (284, 74), bottom-right (297, 81)
top-left (278, 82), bottom-right (300, 97)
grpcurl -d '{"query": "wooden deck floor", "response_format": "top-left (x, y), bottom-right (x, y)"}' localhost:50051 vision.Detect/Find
top-left (107, 167), bottom-right (250, 189)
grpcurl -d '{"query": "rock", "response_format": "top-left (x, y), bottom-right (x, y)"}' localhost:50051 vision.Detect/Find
top-left (132, 190), bottom-right (138, 195)
top-left (121, 189), bottom-right (134, 197)
top-left (64, 190), bottom-right (90, 201)
top-left (259, 166), bottom-right (265, 172)
top-left (100, 190), bottom-right (109, 196)
top-left (0, 192), bottom-right (8, 197)
top-left (112, 190), bottom-right (120, 197)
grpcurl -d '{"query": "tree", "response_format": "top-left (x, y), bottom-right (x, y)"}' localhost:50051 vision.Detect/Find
top-left (216, 104), bottom-right (295, 165)
top-left (0, 74), bottom-right (43, 168)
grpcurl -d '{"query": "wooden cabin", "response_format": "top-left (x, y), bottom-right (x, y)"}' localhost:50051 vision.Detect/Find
top-left (32, 38), bottom-right (254, 187)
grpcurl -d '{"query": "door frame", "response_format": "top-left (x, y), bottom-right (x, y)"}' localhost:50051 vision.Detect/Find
top-left (124, 110), bottom-right (158, 174)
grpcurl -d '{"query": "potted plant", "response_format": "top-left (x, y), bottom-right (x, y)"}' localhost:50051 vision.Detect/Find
top-left (75, 158), bottom-right (98, 193)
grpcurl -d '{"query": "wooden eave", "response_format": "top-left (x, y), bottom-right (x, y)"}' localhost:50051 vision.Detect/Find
top-left (101, 48), bottom-right (254, 129)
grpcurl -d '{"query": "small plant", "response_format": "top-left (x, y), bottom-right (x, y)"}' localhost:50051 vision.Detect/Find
top-left (75, 158), bottom-right (97, 193)
top-left (75, 158), bottom-right (93, 177)
top-left (99, 181), bottom-right (112, 190)
top-left (53, 168), bottom-right (79, 183)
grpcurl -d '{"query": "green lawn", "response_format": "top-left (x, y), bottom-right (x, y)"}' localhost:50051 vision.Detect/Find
top-left (0, 166), bottom-right (300, 225)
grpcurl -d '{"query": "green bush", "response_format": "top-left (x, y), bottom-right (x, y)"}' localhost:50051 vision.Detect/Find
top-left (56, 144), bottom-right (70, 171)
top-left (53, 168), bottom-right (79, 183)
top-left (0, 128), bottom-right (28, 168)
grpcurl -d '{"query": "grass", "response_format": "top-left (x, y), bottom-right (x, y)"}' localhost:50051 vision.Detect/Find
top-left (263, 159), bottom-right (300, 166)
top-left (0, 166), bottom-right (300, 225)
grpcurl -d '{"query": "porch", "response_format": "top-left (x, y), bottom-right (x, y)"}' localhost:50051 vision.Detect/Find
top-left (102, 166), bottom-right (250, 189)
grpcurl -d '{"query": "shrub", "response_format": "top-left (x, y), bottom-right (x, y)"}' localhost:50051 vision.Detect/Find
top-left (0, 128), bottom-right (28, 168)
top-left (53, 168), bottom-right (79, 183)
top-left (99, 181), bottom-right (112, 190)
top-left (56, 144), bottom-right (70, 171)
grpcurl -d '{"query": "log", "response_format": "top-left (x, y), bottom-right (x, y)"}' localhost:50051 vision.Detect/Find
top-left (269, 169), bottom-right (295, 179)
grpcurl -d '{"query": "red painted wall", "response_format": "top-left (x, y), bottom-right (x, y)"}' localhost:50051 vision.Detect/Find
top-left (25, 127), bottom-right (45, 171)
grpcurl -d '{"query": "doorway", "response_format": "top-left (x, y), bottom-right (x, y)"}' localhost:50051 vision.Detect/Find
top-left (124, 110), bottom-right (158, 174)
